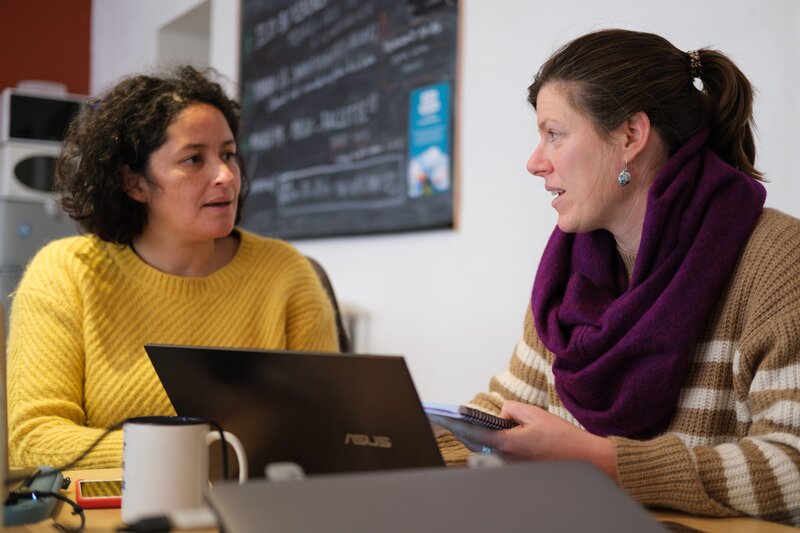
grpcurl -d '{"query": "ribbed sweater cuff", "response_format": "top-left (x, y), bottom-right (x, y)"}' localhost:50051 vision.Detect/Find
top-left (78, 430), bottom-right (124, 469)
top-left (614, 436), bottom-right (691, 499)
top-left (612, 436), bottom-right (737, 517)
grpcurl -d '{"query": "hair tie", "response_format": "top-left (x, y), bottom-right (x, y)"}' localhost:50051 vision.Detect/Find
top-left (688, 50), bottom-right (702, 79)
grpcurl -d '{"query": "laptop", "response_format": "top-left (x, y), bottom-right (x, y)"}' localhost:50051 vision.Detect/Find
top-left (205, 460), bottom-right (667, 533)
top-left (144, 344), bottom-right (444, 479)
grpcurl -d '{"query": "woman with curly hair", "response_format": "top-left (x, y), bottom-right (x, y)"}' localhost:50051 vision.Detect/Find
top-left (6, 66), bottom-right (339, 468)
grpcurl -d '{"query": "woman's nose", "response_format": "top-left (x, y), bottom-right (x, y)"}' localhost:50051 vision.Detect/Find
top-left (215, 160), bottom-right (237, 185)
top-left (526, 145), bottom-right (551, 177)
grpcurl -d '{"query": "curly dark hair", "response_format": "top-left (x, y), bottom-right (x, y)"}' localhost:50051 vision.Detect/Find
top-left (55, 65), bottom-right (249, 245)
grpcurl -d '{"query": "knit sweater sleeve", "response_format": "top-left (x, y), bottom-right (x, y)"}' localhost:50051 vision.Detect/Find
top-left (612, 209), bottom-right (800, 526)
top-left (437, 304), bottom-right (554, 465)
top-left (470, 306), bottom-right (552, 412)
top-left (7, 239), bottom-right (123, 468)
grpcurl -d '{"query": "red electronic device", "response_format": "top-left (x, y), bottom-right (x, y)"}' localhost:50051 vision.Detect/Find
top-left (74, 478), bottom-right (122, 509)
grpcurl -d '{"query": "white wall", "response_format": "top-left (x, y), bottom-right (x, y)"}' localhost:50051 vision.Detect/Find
top-left (91, 0), bottom-right (203, 87)
top-left (92, 0), bottom-right (800, 403)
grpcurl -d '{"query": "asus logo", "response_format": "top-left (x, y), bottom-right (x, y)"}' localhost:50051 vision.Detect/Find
top-left (344, 433), bottom-right (393, 448)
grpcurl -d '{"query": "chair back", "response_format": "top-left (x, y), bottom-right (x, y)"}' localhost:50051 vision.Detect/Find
top-left (306, 257), bottom-right (352, 352)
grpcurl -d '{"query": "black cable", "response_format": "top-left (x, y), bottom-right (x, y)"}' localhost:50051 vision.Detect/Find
top-left (204, 418), bottom-right (230, 481)
top-left (116, 515), bottom-right (171, 532)
top-left (8, 490), bottom-right (86, 532)
top-left (4, 420), bottom-right (125, 486)
top-left (4, 415), bottom-right (232, 532)
top-left (5, 416), bottom-right (234, 487)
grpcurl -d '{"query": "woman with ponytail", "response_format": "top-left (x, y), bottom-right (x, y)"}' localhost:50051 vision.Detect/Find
top-left (430, 29), bottom-right (800, 526)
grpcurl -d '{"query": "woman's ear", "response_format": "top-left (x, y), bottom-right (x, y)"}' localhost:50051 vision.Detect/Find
top-left (621, 111), bottom-right (652, 162)
top-left (123, 165), bottom-right (148, 203)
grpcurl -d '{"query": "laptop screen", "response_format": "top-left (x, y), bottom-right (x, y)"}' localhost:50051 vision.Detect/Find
top-left (144, 345), bottom-right (444, 479)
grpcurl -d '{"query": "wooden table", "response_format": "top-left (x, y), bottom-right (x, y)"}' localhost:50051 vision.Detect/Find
top-left (8, 468), bottom-right (798, 532)
top-left (651, 510), bottom-right (797, 532)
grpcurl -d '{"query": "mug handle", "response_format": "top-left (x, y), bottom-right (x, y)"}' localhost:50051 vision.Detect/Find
top-left (206, 431), bottom-right (248, 484)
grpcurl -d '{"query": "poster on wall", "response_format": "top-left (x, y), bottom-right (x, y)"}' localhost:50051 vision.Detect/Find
top-left (239, 0), bottom-right (460, 239)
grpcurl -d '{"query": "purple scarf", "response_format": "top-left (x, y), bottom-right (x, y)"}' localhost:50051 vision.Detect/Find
top-left (531, 130), bottom-right (765, 438)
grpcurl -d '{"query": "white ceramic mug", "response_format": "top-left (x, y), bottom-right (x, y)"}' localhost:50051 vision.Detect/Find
top-left (121, 416), bottom-right (248, 524)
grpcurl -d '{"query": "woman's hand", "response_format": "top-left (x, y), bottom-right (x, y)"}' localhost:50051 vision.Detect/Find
top-left (431, 401), bottom-right (618, 482)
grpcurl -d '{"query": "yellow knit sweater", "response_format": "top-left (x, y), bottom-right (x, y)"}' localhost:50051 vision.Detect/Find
top-left (7, 229), bottom-right (339, 468)
top-left (438, 208), bottom-right (800, 526)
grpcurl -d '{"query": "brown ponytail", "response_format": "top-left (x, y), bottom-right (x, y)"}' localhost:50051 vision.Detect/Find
top-left (528, 29), bottom-right (764, 181)
top-left (694, 49), bottom-right (762, 180)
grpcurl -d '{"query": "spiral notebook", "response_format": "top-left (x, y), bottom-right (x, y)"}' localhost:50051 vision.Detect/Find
top-left (422, 402), bottom-right (519, 430)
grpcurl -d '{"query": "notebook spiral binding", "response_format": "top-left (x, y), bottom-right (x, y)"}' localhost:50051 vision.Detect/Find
top-left (458, 406), bottom-right (518, 430)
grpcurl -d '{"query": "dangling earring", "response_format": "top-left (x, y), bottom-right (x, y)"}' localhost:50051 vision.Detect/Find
top-left (618, 163), bottom-right (631, 187)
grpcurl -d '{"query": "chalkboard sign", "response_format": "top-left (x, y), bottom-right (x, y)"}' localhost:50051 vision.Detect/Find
top-left (239, 0), bottom-right (459, 239)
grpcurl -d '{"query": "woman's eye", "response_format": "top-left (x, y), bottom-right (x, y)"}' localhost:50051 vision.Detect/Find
top-left (222, 151), bottom-right (237, 162)
top-left (548, 130), bottom-right (560, 141)
top-left (183, 155), bottom-right (202, 164)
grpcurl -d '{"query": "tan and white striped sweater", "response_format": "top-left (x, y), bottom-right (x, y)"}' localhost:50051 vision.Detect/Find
top-left (7, 229), bottom-right (339, 469)
top-left (438, 208), bottom-right (800, 526)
